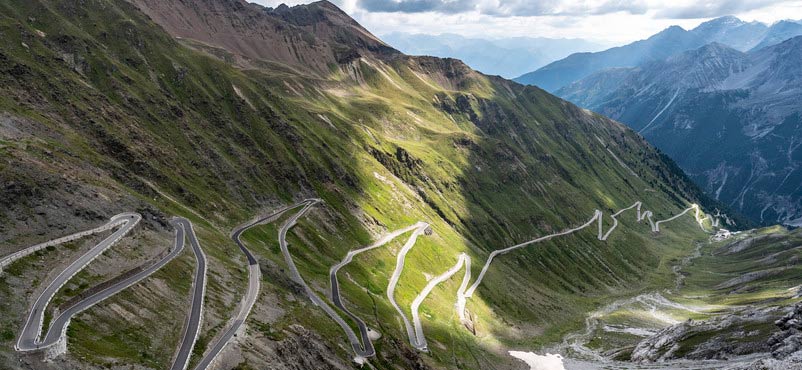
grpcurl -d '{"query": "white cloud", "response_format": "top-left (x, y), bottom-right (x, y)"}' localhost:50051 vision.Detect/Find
top-left (249, 0), bottom-right (802, 43)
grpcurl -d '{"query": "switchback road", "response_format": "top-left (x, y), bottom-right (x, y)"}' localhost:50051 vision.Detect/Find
top-left (171, 218), bottom-right (208, 370)
top-left (193, 201), bottom-right (311, 370)
top-left (329, 222), bottom-right (429, 357)
top-left (274, 199), bottom-right (382, 362)
top-left (15, 213), bottom-right (142, 351)
top-left (386, 223), bottom-right (431, 351)
top-left (403, 202), bottom-right (711, 350)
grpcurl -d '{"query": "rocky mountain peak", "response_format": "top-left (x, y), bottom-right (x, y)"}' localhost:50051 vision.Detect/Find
top-left (693, 15), bottom-right (745, 32)
top-left (689, 16), bottom-right (766, 51)
top-left (128, 0), bottom-right (397, 74)
top-left (270, 1), bottom-right (357, 27)
top-left (663, 42), bottom-right (746, 73)
top-left (687, 42), bottom-right (743, 59)
top-left (653, 25), bottom-right (689, 39)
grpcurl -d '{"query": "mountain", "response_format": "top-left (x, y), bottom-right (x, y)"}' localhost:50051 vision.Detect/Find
top-left (129, 0), bottom-right (398, 74)
top-left (515, 16), bottom-right (799, 92)
top-left (558, 38), bottom-right (802, 225)
top-left (690, 15), bottom-right (768, 51)
top-left (379, 32), bottom-right (608, 78)
top-left (514, 25), bottom-right (706, 92)
top-left (0, 1), bottom-right (770, 370)
top-left (751, 20), bottom-right (802, 51)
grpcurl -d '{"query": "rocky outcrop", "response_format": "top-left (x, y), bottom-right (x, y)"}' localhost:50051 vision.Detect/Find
top-left (631, 308), bottom-right (778, 362)
top-left (715, 234), bottom-right (785, 255)
top-left (742, 304), bottom-right (802, 369)
top-left (768, 304), bottom-right (802, 359)
top-left (127, 0), bottom-right (398, 74)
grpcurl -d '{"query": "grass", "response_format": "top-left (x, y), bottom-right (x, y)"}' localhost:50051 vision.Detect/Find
top-left (0, 0), bottom-right (744, 368)
top-left (577, 227), bottom-right (802, 360)
top-left (67, 260), bottom-right (191, 368)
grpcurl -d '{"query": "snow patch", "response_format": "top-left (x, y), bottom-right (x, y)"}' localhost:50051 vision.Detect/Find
top-left (509, 351), bottom-right (565, 370)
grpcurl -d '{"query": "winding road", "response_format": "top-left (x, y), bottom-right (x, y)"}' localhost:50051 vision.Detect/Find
top-left (275, 199), bottom-right (381, 362)
top-left (465, 203), bottom-right (703, 304)
top-left (3, 196), bottom-right (717, 364)
top-left (8, 212), bottom-right (212, 370)
top-left (0, 214), bottom-right (136, 274)
top-left (329, 222), bottom-right (430, 357)
top-left (386, 222), bottom-right (431, 352)
top-left (192, 201), bottom-right (312, 370)
top-left (171, 219), bottom-right (208, 370)
top-left (409, 252), bottom-right (471, 351)
top-left (397, 202), bottom-right (712, 351)
top-left (14, 213), bottom-right (142, 351)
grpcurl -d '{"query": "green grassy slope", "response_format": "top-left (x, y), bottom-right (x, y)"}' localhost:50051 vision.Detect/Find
top-left (577, 226), bottom-right (802, 362)
top-left (0, 0), bottom-right (716, 368)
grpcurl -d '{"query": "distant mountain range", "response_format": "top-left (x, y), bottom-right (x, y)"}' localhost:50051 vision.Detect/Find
top-left (380, 32), bottom-right (608, 78)
top-left (515, 16), bottom-right (802, 92)
top-left (558, 37), bottom-right (802, 225)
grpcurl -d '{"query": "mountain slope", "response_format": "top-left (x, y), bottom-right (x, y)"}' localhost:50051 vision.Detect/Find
top-left (0, 1), bottom-right (727, 369)
top-left (129, 0), bottom-right (398, 74)
top-left (690, 15), bottom-right (767, 51)
top-left (515, 16), bottom-right (797, 92)
top-left (514, 25), bottom-right (706, 92)
top-left (751, 20), bottom-right (802, 51)
top-left (558, 38), bottom-right (802, 226)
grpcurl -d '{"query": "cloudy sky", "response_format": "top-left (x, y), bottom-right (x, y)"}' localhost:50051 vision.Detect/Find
top-left (250, 0), bottom-right (802, 44)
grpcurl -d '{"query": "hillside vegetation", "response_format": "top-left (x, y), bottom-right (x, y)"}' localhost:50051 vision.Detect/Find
top-left (0, 1), bottom-right (728, 369)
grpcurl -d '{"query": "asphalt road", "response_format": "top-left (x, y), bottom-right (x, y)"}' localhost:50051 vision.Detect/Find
top-left (386, 223), bottom-right (430, 351)
top-left (329, 222), bottom-right (429, 358)
top-left (15, 213), bottom-right (142, 351)
top-left (275, 199), bottom-right (381, 361)
top-left (37, 218), bottom-right (190, 350)
top-left (193, 201), bottom-right (311, 370)
top-left (0, 215), bottom-right (130, 274)
top-left (464, 202), bottom-right (704, 301)
top-left (171, 218), bottom-right (208, 370)
top-left (7, 197), bottom-right (710, 360)
top-left (409, 252), bottom-right (471, 351)
top-left (451, 201), bottom-right (708, 344)
top-left (378, 201), bottom-right (710, 352)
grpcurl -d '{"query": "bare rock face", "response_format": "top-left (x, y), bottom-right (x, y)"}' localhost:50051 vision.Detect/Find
top-left (744, 310), bottom-right (802, 370)
top-left (271, 325), bottom-right (353, 370)
top-left (631, 308), bottom-right (778, 363)
top-left (631, 319), bottom-right (696, 362)
top-left (769, 303), bottom-right (802, 359)
top-left (126, 0), bottom-right (398, 74)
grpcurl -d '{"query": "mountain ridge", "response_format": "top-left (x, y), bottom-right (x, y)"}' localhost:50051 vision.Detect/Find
top-left (516, 16), bottom-right (802, 92)
top-left (514, 24), bottom-right (706, 91)
top-left (557, 37), bottom-right (802, 225)
top-left (129, 0), bottom-right (398, 74)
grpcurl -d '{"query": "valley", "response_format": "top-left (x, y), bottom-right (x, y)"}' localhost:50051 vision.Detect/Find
top-left (2, 193), bottom-right (744, 369)
top-left (0, 1), bottom-right (801, 370)
top-left (7, 188), bottom-right (800, 370)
